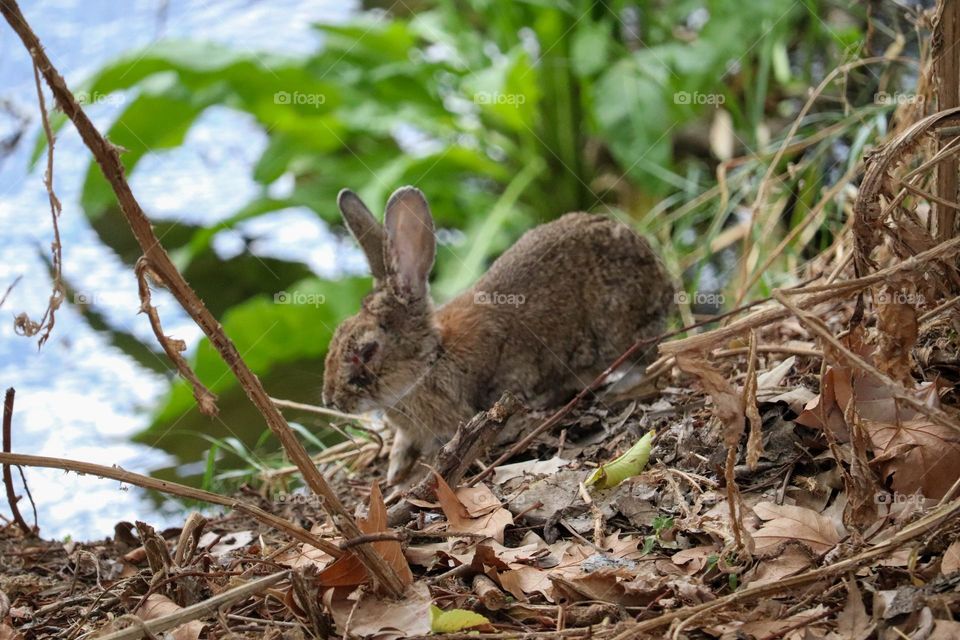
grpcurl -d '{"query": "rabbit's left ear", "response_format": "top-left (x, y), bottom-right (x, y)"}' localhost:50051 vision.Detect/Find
top-left (338, 189), bottom-right (387, 282)
top-left (383, 186), bottom-right (436, 300)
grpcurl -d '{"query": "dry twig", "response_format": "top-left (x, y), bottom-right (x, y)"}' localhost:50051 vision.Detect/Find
top-left (2, 388), bottom-right (31, 535)
top-left (95, 571), bottom-right (290, 640)
top-left (0, 451), bottom-right (343, 557)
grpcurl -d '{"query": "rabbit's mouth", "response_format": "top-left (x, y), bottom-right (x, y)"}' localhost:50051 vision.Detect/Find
top-left (351, 396), bottom-right (381, 414)
top-left (324, 391), bottom-right (379, 416)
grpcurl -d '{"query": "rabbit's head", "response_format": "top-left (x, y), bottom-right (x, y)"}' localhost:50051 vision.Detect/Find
top-left (322, 187), bottom-right (441, 413)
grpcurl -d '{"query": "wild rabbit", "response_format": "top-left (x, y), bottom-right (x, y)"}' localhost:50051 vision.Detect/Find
top-left (323, 186), bottom-right (673, 484)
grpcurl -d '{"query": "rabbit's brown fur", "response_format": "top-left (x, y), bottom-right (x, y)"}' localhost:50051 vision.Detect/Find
top-left (323, 186), bottom-right (673, 483)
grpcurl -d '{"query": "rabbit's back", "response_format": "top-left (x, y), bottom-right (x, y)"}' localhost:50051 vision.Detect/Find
top-left (438, 212), bottom-right (673, 411)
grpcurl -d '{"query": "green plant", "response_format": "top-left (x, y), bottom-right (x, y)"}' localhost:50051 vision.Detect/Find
top-left (39, 0), bottom-right (885, 461)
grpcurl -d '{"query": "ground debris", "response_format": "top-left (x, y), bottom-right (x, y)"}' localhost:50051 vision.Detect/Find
top-left (5, 312), bottom-right (960, 640)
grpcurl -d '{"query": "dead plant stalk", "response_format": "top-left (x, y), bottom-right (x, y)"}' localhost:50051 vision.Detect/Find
top-left (0, 451), bottom-right (343, 557)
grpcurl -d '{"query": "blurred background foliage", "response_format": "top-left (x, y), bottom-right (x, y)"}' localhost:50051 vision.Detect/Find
top-left (33, 0), bottom-right (919, 489)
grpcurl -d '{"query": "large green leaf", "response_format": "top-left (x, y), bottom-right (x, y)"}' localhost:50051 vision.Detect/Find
top-left (593, 56), bottom-right (672, 192)
top-left (80, 79), bottom-right (210, 219)
top-left (153, 277), bottom-right (368, 425)
top-left (571, 20), bottom-right (612, 78)
top-left (467, 48), bottom-right (540, 133)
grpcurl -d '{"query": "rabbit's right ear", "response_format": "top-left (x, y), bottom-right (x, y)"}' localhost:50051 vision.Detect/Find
top-left (383, 186), bottom-right (436, 301)
top-left (338, 189), bottom-right (387, 281)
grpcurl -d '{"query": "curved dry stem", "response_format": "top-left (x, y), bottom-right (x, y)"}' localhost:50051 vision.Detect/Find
top-left (13, 59), bottom-right (64, 347)
top-left (136, 258), bottom-right (218, 417)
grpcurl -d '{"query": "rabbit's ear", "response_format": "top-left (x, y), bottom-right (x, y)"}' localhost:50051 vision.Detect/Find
top-left (383, 186), bottom-right (436, 300)
top-left (338, 189), bottom-right (387, 281)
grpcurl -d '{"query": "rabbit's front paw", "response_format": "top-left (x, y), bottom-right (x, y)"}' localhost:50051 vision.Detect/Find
top-left (387, 429), bottom-right (420, 485)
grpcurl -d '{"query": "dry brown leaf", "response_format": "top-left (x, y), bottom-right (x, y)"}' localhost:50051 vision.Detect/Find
top-left (464, 544), bottom-right (510, 585)
top-left (279, 542), bottom-right (334, 570)
top-left (202, 530), bottom-right (254, 558)
top-left (486, 531), bottom-right (643, 604)
top-left (756, 356), bottom-right (796, 391)
top-left (456, 485), bottom-right (502, 518)
top-left (327, 582), bottom-right (431, 639)
top-left (865, 416), bottom-right (960, 499)
top-left (670, 545), bottom-right (717, 574)
top-left (404, 540), bottom-right (456, 568)
top-left (316, 552), bottom-right (367, 588)
top-left (550, 568), bottom-right (657, 607)
top-left (796, 366), bottom-right (850, 440)
top-left (837, 374), bottom-right (939, 425)
top-left (318, 482), bottom-right (414, 589)
top-left (738, 604), bottom-right (829, 638)
top-left (874, 546), bottom-right (913, 568)
top-left (677, 352), bottom-right (744, 446)
top-left (752, 502), bottom-right (839, 555)
top-left (0, 625), bottom-right (20, 640)
top-left (505, 469), bottom-right (582, 522)
top-left (492, 457), bottom-right (570, 484)
top-left (743, 545), bottom-right (811, 587)
top-left (433, 473), bottom-right (513, 543)
top-left (766, 386), bottom-right (816, 414)
top-left (499, 566), bottom-right (550, 601)
top-left (695, 495), bottom-right (761, 543)
top-left (364, 482), bottom-right (414, 587)
top-left (875, 285), bottom-right (919, 384)
top-left (473, 536), bottom-right (554, 566)
top-left (405, 496), bottom-right (440, 508)
top-left (942, 539), bottom-right (960, 574)
top-left (835, 579), bottom-right (873, 640)
top-left (873, 586), bottom-right (925, 619)
top-left (139, 595), bottom-right (205, 640)
top-left (793, 330), bottom-right (954, 501)
top-left (930, 619), bottom-right (960, 639)
top-left (599, 531), bottom-right (644, 559)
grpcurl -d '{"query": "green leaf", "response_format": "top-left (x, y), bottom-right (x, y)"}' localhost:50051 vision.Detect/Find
top-left (585, 430), bottom-right (655, 490)
top-left (429, 604), bottom-right (489, 633)
top-left (652, 515), bottom-right (674, 535)
top-left (571, 20), bottom-right (611, 78)
top-left (315, 18), bottom-right (418, 62)
top-left (80, 80), bottom-right (209, 220)
top-left (467, 48), bottom-right (540, 133)
top-left (153, 277), bottom-right (368, 424)
top-left (593, 57), bottom-right (672, 192)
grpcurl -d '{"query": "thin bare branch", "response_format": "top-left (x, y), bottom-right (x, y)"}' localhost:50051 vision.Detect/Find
top-left (0, 450), bottom-right (343, 557)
